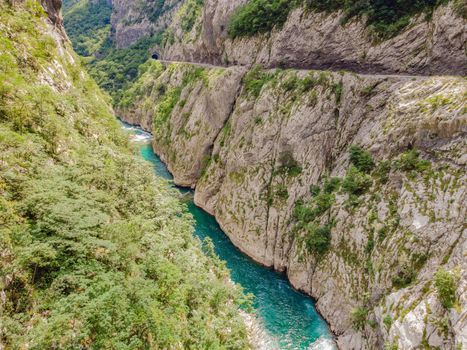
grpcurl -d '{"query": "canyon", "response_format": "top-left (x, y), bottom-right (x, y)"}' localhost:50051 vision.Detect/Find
top-left (61, 0), bottom-right (467, 349)
top-left (118, 60), bottom-right (466, 350)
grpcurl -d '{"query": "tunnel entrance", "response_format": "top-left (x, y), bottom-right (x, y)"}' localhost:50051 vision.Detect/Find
top-left (151, 52), bottom-right (159, 60)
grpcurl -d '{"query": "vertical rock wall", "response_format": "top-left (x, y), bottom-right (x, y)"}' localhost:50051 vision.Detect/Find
top-left (119, 63), bottom-right (467, 349)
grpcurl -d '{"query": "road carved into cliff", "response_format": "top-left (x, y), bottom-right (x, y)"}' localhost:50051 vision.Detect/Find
top-left (156, 59), bottom-right (432, 80)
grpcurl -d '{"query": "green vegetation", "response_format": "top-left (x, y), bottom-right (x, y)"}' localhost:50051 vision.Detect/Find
top-left (118, 60), bottom-right (166, 108)
top-left (228, 0), bottom-right (296, 38)
top-left (180, 0), bottom-right (205, 32)
top-left (62, 0), bottom-right (171, 101)
top-left (392, 264), bottom-right (417, 288)
top-left (121, 64), bottom-right (208, 142)
top-left (305, 0), bottom-right (450, 39)
top-left (292, 144), bottom-right (434, 258)
top-left (349, 145), bottom-right (375, 173)
top-left (275, 150), bottom-right (303, 177)
top-left (342, 166), bottom-right (373, 196)
top-left (395, 149), bottom-right (431, 174)
top-left (153, 86), bottom-right (183, 129)
top-left (87, 35), bottom-right (164, 101)
top-left (351, 307), bottom-right (369, 330)
top-left (453, 0), bottom-right (467, 17)
top-left (303, 223), bottom-right (333, 255)
top-left (323, 177), bottom-right (341, 193)
top-left (374, 160), bottom-right (391, 184)
top-left (332, 81), bottom-right (343, 104)
top-left (0, 3), bottom-right (249, 348)
top-left (292, 145), bottom-right (376, 255)
top-left (275, 184), bottom-right (289, 199)
top-left (243, 65), bottom-right (275, 98)
top-left (63, 0), bottom-right (112, 56)
top-left (228, 0), bottom-right (451, 40)
top-left (434, 268), bottom-right (458, 308)
top-left (342, 146), bottom-right (374, 207)
top-left (293, 179), bottom-right (337, 256)
top-left (384, 342), bottom-right (399, 350)
top-left (383, 314), bottom-right (393, 329)
top-left (391, 253), bottom-right (430, 289)
top-left (137, 0), bottom-right (170, 22)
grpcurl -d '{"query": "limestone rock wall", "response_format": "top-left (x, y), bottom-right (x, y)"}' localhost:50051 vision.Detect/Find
top-left (111, 0), bottom-right (183, 48)
top-left (119, 63), bottom-right (466, 349)
top-left (162, 0), bottom-right (466, 75)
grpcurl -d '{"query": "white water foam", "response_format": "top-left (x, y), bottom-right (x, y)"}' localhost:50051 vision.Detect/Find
top-left (120, 123), bottom-right (153, 143)
top-left (240, 311), bottom-right (280, 350)
top-left (130, 133), bottom-right (152, 143)
top-left (307, 336), bottom-right (337, 350)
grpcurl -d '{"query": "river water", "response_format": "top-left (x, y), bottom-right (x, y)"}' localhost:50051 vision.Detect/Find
top-left (122, 122), bottom-right (335, 350)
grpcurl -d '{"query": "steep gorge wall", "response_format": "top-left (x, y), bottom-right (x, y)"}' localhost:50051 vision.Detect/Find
top-left (161, 0), bottom-right (466, 75)
top-left (111, 0), bottom-right (183, 48)
top-left (119, 62), bottom-right (466, 349)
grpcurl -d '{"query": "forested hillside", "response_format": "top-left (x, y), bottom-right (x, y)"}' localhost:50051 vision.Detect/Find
top-left (0, 1), bottom-right (250, 348)
top-left (62, 0), bottom-right (179, 102)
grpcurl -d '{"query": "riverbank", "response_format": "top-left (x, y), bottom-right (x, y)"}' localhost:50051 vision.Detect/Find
top-left (120, 119), bottom-right (337, 349)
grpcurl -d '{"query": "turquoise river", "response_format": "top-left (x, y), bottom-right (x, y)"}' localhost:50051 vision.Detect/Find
top-left (122, 122), bottom-right (335, 350)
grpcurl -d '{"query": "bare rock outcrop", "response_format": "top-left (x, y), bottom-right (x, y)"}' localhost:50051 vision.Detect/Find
top-left (111, 0), bottom-right (183, 48)
top-left (40, 0), bottom-right (62, 26)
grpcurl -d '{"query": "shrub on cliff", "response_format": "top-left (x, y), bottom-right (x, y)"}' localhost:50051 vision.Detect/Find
top-left (351, 307), bottom-right (369, 330)
top-left (349, 145), bottom-right (375, 173)
top-left (304, 223), bottom-right (332, 255)
top-left (242, 65), bottom-right (275, 98)
top-left (434, 268), bottom-right (458, 309)
top-left (342, 166), bottom-right (373, 196)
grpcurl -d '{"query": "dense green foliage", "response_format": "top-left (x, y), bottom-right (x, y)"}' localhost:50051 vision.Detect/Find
top-left (434, 268), bottom-right (458, 308)
top-left (62, 0), bottom-right (169, 101)
top-left (395, 149), bottom-right (431, 173)
top-left (349, 145), bottom-right (375, 173)
top-left (87, 35), bottom-right (163, 101)
top-left (63, 0), bottom-right (112, 56)
top-left (0, 2), bottom-right (249, 348)
top-left (228, 0), bottom-right (451, 40)
top-left (228, 0), bottom-right (294, 38)
top-left (342, 166), bottom-right (373, 196)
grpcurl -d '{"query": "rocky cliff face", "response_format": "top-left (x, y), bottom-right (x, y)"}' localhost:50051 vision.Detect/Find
top-left (161, 0), bottom-right (466, 75)
top-left (10, 0), bottom-right (64, 29)
top-left (40, 0), bottom-right (63, 26)
top-left (111, 0), bottom-right (183, 48)
top-left (119, 62), bottom-right (466, 349)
